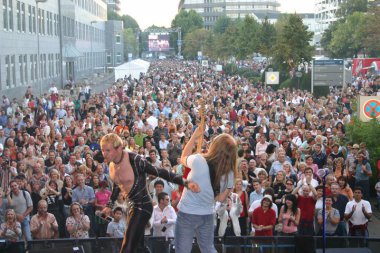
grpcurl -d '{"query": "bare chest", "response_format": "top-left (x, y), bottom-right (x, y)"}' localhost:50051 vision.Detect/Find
top-left (109, 160), bottom-right (135, 196)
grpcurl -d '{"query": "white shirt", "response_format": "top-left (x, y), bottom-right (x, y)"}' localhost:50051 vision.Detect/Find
top-left (152, 205), bottom-right (177, 237)
top-left (147, 116), bottom-right (158, 129)
top-left (344, 199), bottom-right (372, 225)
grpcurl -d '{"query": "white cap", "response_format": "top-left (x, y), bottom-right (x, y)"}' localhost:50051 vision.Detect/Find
top-left (262, 195), bottom-right (273, 202)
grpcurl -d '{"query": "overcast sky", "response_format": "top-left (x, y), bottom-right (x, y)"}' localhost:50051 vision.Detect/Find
top-left (121, 0), bottom-right (315, 29)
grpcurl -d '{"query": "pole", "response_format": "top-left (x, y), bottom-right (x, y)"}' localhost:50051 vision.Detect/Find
top-left (58, 0), bottom-right (64, 89)
top-left (36, 1), bottom-right (41, 95)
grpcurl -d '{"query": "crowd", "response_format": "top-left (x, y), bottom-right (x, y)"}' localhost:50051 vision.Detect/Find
top-left (0, 59), bottom-right (379, 248)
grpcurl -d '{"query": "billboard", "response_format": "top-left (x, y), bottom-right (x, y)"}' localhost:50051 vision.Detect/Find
top-left (352, 58), bottom-right (380, 77)
top-left (148, 33), bottom-right (170, 52)
top-left (312, 60), bottom-right (344, 87)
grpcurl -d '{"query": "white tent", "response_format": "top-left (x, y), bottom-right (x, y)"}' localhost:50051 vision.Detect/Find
top-left (114, 59), bottom-right (150, 81)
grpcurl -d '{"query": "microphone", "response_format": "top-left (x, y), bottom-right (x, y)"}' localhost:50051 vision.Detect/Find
top-left (317, 168), bottom-right (330, 178)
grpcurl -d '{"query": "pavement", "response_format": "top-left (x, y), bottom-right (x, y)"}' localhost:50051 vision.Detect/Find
top-left (368, 199), bottom-right (380, 237)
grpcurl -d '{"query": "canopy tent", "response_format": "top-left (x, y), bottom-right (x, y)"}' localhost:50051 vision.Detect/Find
top-left (114, 59), bottom-right (150, 81)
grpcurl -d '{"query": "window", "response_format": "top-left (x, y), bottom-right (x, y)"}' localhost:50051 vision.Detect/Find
top-left (106, 53), bottom-right (111, 64)
top-left (34, 54), bottom-right (37, 80)
top-left (17, 1), bottom-right (21, 32)
top-left (3, 0), bottom-right (13, 31)
top-left (19, 55), bottom-right (24, 84)
top-left (24, 55), bottom-right (28, 83)
top-left (32, 6), bottom-right (36, 33)
top-left (21, 2), bottom-right (25, 32)
top-left (28, 5), bottom-right (32, 32)
top-left (115, 34), bottom-right (121, 44)
top-left (116, 53), bottom-right (122, 63)
top-left (38, 8), bottom-right (41, 34)
top-left (5, 55), bottom-right (10, 88)
top-left (41, 10), bottom-right (45, 34)
top-left (11, 55), bottom-right (16, 87)
top-left (30, 55), bottom-right (34, 81)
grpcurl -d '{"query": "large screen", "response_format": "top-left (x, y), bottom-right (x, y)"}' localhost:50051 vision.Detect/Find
top-left (148, 33), bottom-right (170, 52)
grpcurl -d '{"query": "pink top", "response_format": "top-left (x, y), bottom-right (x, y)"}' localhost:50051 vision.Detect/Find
top-left (281, 213), bottom-right (298, 234)
top-left (95, 190), bottom-right (111, 206)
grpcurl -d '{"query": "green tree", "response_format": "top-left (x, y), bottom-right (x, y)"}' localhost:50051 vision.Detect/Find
top-left (258, 17), bottom-right (276, 57)
top-left (363, 5), bottom-right (380, 57)
top-left (123, 28), bottom-right (139, 60)
top-left (320, 21), bottom-right (343, 58)
top-left (213, 16), bottom-right (233, 34)
top-left (183, 28), bottom-right (212, 59)
top-left (107, 11), bottom-right (140, 30)
top-left (171, 10), bottom-right (203, 55)
top-left (335, 0), bottom-right (368, 18)
top-left (328, 12), bottom-right (368, 58)
top-left (271, 14), bottom-right (314, 71)
top-left (235, 16), bottom-right (261, 60)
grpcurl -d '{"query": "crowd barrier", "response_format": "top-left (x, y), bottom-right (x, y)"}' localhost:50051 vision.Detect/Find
top-left (0, 236), bottom-right (378, 253)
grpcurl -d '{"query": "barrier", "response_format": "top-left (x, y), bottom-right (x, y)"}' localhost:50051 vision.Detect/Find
top-left (0, 236), bottom-right (379, 253)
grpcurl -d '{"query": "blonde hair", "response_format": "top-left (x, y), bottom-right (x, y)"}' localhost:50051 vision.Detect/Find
top-left (203, 133), bottom-right (237, 189)
top-left (5, 209), bottom-right (17, 222)
top-left (100, 133), bottom-right (123, 149)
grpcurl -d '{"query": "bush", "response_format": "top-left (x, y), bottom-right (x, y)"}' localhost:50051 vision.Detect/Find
top-left (346, 117), bottom-right (380, 194)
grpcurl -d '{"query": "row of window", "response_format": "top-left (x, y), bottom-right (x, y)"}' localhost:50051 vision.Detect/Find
top-left (3, 0), bottom-right (104, 42)
top-left (2, 53), bottom-right (61, 89)
top-left (71, 0), bottom-right (106, 20)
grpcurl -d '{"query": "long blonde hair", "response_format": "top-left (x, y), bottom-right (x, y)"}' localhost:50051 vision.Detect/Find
top-left (203, 133), bottom-right (237, 189)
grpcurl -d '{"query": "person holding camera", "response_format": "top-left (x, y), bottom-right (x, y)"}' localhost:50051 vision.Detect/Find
top-left (354, 152), bottom-right (372, 201)
top-left (152, 192), bottom-right (177, 237)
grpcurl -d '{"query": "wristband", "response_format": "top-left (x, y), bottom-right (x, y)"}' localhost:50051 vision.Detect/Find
top-left (184, 180), bottom-right (189, 189)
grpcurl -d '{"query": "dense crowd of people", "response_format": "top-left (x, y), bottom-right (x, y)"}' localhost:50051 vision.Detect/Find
top-left (0, 59), bottom-right (379, 249)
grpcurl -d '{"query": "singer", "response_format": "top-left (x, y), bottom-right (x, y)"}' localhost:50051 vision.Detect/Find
top-left (100, 133), bottom-right (199, 253)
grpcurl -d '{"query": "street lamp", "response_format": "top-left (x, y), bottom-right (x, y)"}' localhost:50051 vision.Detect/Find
top-left (36, 0), bottom-right (48, 96)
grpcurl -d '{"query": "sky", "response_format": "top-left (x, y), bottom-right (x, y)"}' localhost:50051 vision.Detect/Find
top-left (121, 0), bottom-right (315, 30)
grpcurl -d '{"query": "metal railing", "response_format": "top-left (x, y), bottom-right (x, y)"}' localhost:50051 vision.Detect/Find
top-left (0, 236), bottom-right (379, 253)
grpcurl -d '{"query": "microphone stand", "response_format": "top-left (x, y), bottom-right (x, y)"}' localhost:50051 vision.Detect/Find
top-left (321, 171), bottom-right (327, 253)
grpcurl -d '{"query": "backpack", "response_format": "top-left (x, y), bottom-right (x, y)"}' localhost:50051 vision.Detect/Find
top-left (10, 190), bottom-right (28, 201)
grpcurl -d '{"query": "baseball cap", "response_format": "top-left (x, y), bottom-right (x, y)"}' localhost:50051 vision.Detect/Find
top-left (262, 195), bottom-right (273, 203)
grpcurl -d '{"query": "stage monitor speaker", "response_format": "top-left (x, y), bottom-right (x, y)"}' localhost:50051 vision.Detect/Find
top-left (29, 245), bottom-right (85, 253)
top-left (316, 248), bottom-right (371, 253)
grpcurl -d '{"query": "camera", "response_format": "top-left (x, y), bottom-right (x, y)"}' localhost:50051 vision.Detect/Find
top-left (161, 226), bottom-right (167, 232)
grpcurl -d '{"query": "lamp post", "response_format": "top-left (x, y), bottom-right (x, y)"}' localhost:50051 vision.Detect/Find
top-left (36, 0), bottom-right (47, 96)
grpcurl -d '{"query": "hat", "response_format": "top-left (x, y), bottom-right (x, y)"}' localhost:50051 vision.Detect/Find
top-left (353, 144), bottom-right (360, 149)
top-left (262, 195), bottom-right (272, 202)
top-left (326, 128), bottom-right (332, 132)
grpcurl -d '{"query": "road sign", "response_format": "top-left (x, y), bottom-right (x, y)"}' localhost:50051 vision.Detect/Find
top-left (358, 96), bottom-right (380, 122)
top-left (265, 71), bottom-right (279, 85)
top-left (201, 60), bottom-right (208, 67)
top-left (296, 72), bottom-right (302, 78)
top-left (363, 99), bottom-right (380, 118)
top-left (312, 59), bottom-right (345, 94)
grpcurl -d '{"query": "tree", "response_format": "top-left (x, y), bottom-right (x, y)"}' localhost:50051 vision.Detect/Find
top-left (171, 10), bottom-right (203, 55)
top-left (363, 5), bottom-right (380, 57)
top-left (123, 28), bottom-right (139, 60)
top-left (107, 10), bottom-right (140, 30)
top-left (328, 12), bottom-right (368, 58)
top-left (320, 21), bottom-right (343, 58)
top-left (235, 16), bottom-right (261, 60)
top-left (183, 28), bottom-right (212, 59)
top-left (335, 0), bottom-right (368, 18)
top-left (258, 17), bottom-right (276, 57)
top-left (213, 16), bottom-right (233, 34)
top-left (271, 14), bottom-right (314, 71)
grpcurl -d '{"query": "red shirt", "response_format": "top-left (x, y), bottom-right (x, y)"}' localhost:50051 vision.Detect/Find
top-left (298, 196), bottom-right (316, 221)
top-left (252, 207), bottom-right (276, 236)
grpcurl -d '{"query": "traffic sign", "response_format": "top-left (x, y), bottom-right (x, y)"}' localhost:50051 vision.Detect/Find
top-left (363, 99), bottom-right (380, 118)
top-left (265, 71), bottom-right (279, 85)
top-left (296, 72), bottom-right (302, 78)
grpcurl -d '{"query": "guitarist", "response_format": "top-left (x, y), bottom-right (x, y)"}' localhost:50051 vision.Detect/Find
top-left (175, 127), bottom-right (237, 253)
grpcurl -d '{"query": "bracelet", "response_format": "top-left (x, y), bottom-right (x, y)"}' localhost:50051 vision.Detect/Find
top-left (184, 180), bottom-right (189, 189)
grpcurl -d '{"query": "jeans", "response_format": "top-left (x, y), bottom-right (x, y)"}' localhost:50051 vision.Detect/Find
top-left (175, 211), bottom-right (217, 253)
top-left (21, 216), bottom-right (32, 241)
